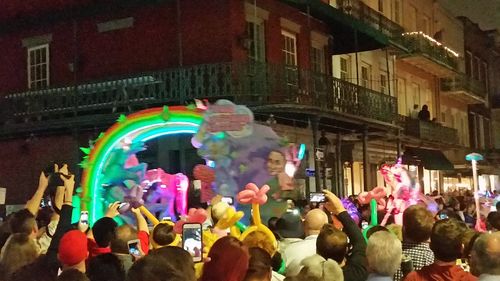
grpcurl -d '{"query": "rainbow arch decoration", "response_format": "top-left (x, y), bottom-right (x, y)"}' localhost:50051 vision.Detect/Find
top-left (80, 106), bottom-right (204, 224)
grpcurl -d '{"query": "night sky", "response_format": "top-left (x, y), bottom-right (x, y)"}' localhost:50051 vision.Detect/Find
top-left (439, 0), bottom-right (500, 30)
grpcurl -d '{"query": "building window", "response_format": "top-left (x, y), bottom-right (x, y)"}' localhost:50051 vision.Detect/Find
top-left (310, 46), bottom-right (325, 73)
top-left (422, 15), bottom-right (430, 35)
top-left (484, 118), bottom-right (491, 149)
top-left (27, 44), bottom-right (49, 89)
top-left (380, 74), bottom-right (387, 94)
top-left (247, 21), bottom-right (266, 62)
top-left (360, 63), bottom-right (371, 89)
top-left (473, 56), bottom-right (480, 80)
top-left (409, 5), bottom-right (418, 31)
top-left (482, 61), bottom-right (488, 90)
top-left (394, 0), bottom-right (401, 24)
top-left (281, 30), bottom-right (298, 86)
top-left (465, 51), bottom-right (472, 77)
top-left (340, 57), bottom-right (350, 81)
top-left (378, 0), bottom-right (384, 13)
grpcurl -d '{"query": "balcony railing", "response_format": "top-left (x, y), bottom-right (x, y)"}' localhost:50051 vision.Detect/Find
top-left (335, 0), bottom-right (404, 38)
top-left (397, 32), bottom-right (459, 70)
top-left (441, 74), bottom-right (487, 102)
top-left (0, 63), bottom-right (397, 127)
top-left (398, 115), bottom-right (459, 145)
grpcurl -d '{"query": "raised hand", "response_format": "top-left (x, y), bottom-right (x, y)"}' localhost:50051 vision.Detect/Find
top-left (323, 189), bottom-right (346, 215)
top-left (38, 172), bottom-right (49, 189)
top-left (105, 201), bottom-right (121, 218)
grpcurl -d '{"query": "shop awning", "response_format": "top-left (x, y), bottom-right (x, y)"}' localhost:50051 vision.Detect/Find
top-left (402, 147), bottom-right (454, 171)
top-left (280, 0), bottom-right (390, 54)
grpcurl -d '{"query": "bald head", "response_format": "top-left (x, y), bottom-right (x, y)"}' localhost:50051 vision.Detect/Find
top-left (471, 232), bottom-right (500, 276)
top-left (304, 209), bottom-right (329, 236)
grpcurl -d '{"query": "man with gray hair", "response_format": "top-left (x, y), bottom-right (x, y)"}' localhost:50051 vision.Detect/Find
top-left (470, 232), bottom-right (500, 281)
top-left (366, 231), bottom-right (402, 281)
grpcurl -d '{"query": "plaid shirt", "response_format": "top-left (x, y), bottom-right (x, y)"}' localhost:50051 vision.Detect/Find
top-left (394, 242), bottom-right (434, 281)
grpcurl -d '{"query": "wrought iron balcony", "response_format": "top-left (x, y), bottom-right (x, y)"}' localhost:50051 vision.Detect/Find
top-left (0, 63), bottom-right (397, 132)
top-left (396, 32), bottom-right (459, 77)
top-left (441, 74), bottom-right (487, 104)
top-left (334, 0), bottom-right (404, 39)
top-left (398, 115), bottom-right (459, 145)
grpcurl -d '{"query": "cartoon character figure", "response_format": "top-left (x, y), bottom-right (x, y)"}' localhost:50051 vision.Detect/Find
top-left (101, 140), bottom-right (147, 187)
top-left (142, 168), bottom-right (189, 220)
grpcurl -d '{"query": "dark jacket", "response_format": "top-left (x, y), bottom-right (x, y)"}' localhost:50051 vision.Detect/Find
top-left (337, 211), bottom-right (368, 281)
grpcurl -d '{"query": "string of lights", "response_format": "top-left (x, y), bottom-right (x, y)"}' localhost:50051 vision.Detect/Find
top-left (402, 31), bottom-right (461, 58)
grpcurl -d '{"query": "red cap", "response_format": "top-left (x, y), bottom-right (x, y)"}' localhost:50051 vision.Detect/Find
top-left (58, 230), bottom-right (88, 266)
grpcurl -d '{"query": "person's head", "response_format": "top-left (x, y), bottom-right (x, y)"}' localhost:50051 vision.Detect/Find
top-left (0, 233), bottom-right (40, 276)
top-left (304, 209), bottom-right (328, 237)
top-left (470, 232), bottom-right (500, 276)
top-left (151, 223), bottom-right (176, 249)
top-left (245, 247), bottom-right (273, 281)
top-left (87, 253), bottom-right (125, 281)
top-left (487, 211), bottom-right (500, 231)
top-left (9, 255), bottom-right (58, 281)
top-left (242, 230), bottom-right (277, 257)
top-left (366, 231), bottom-right (402, 277)
top-left (58, 230), bottom-right (88, 270)
top-left (150, 246), bottom-right (195, 280)
top-left (402, 205), bottom-right (434, 243)
top-left (92, 217), bottom-right (118, 248)
top-left (413, 104), bottom-right (419, 110)
top-left (127, 254), bottom-right (189, 281)
top-left (285, 254), bottom-right (343, 281)
top-left (276, 211), bottom-right (304, 239)
top-left (462, 230), bottom-right (481, 259)
top-left (57, 268), bottom-right (90, 281)
top-left (365, 225), bottom-right (389, 240)
top-left (386, 224), bottom-right (403, 241)
top-left (200, 236), bottom-right (249, 281)
top-left (110, 224), bottom-right (137, 254)
top-left (422, 105), bottom-right (428, 110)
top-left (430, 219), bottom-right (466, 262)
top-left (267, 150), bottom-right (286, 176)
top-left (316, 224), bottom-right (349, 265)
top-left (9, 209), bottom-right (38, 238)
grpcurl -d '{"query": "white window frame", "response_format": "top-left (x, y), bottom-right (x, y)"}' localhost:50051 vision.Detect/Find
top-left (281, 30), bottom-right (297, 67)
top-left (246, 20), bottom-right (266, 62)
top-left (360, 63), bottom-right (372, 89)
top-left (340, 56), bottom-right (350, 81)
top-left (27, 44), bottom-right (50, 89)
top-left (380, 73), bottom-right (387, 94)
top-left (465, 51), bottom-right (473, 77)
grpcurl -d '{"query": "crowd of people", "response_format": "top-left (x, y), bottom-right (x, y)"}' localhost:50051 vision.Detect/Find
top-left (0, 164), bottom-right (498, 281)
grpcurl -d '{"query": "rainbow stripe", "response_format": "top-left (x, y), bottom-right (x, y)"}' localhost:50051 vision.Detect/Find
top-left (80, 106), bottom-right (203, 224)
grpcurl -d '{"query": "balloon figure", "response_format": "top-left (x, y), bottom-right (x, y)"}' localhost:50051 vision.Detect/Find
top-left (142, 168), bottom-right (190, 221)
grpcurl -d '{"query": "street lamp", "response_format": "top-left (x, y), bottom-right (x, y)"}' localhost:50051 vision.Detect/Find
top-left (318, 130), bottom-right (331, 190)
top-left (466, 152), bottom-right (483, 231)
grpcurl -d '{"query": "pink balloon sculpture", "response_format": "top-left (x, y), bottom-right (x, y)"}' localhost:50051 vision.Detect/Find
top-left (237, 183), bottom-right (270, 205)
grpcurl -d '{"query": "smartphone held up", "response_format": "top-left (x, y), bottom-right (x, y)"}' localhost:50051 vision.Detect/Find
top-left (182, 223), bottom-right (203, 263)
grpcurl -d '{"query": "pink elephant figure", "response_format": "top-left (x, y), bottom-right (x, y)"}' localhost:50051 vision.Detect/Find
top-left (143, 169), bottom-right (189, 220)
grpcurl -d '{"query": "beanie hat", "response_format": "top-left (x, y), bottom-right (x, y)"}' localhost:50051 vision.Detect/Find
top-left (58, 230), bottom-right (88, 266)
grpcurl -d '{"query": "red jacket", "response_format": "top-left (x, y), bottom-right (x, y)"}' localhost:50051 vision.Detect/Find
top-left (404, 264), bottom-right (477, 281)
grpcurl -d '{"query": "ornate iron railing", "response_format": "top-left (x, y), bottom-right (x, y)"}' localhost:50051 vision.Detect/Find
top-left (335, 0), bottom-right (404, 38)
top-left (0, 62), bottom-right (397, 126)
top-left (441, 74), bottom-right (487, 99)
top-left (398, 115), bottom-right (459, 145)
top-left (397, 32), bottom-right (459, 70)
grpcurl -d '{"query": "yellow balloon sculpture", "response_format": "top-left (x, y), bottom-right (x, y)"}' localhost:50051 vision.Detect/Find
top-left (236, 183), bottom-right (277, 251)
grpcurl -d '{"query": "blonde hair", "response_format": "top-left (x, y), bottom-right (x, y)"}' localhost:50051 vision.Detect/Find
top-left (285, 254), bottom-right (343, 281)
top-left (242, 230), bottom-right (277, 256)
top-left (0, 233), bottom-right (40, 276)
top-left (366, 231), bottom-right (402, 276)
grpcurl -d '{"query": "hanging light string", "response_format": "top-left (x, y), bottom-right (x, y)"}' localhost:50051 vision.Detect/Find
top-left (402, 31), bottom-right (460, 58)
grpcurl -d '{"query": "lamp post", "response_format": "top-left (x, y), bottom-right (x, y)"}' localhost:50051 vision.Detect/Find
top-left (318, 130), bottom-right (331, 190)
top-left (466, 152), bottom-right (483, 231)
